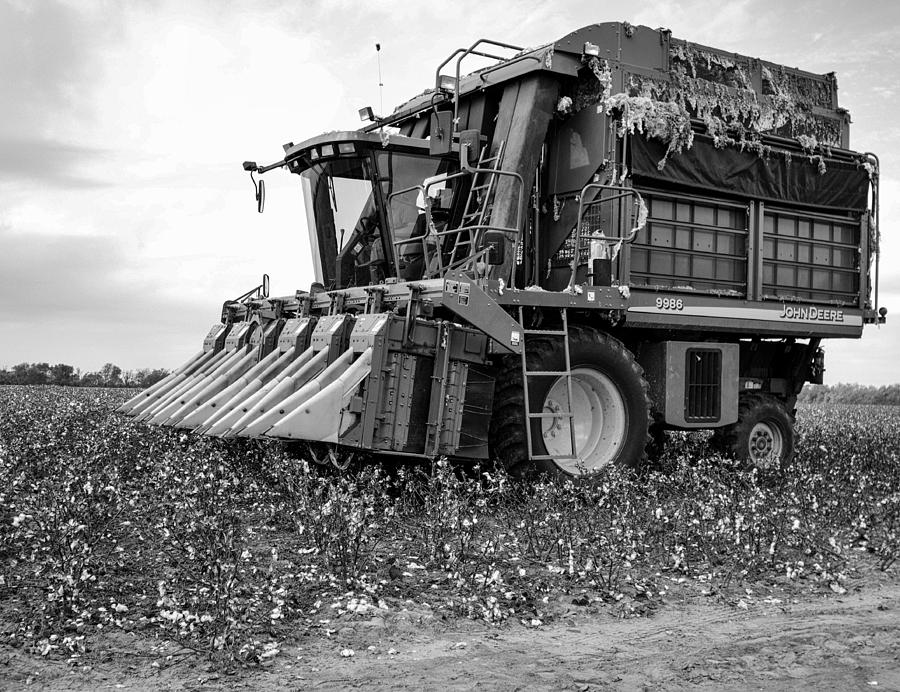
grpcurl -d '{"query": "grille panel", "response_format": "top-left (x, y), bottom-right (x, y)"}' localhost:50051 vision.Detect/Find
top-left (684, 349), bottom-right (722, 422)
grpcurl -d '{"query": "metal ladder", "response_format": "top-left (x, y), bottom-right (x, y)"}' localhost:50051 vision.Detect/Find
top-left (447, 141), bottom-right (506, 267)
top-left (518, 306), bottom-right (577, 461)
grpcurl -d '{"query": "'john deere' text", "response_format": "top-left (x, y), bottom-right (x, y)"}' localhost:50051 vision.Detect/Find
top-left (779, 305), bottom-right (844, 322)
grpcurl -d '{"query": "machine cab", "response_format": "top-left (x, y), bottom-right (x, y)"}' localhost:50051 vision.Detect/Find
top-left (284, 132), bottom-right (461, 289)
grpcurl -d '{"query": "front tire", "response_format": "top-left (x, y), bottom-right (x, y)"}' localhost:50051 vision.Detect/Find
top-left (490, 326), bottom-right (650, 478)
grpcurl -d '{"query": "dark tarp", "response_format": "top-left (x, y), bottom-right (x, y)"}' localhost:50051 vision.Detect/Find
top-left (630, 134), bottom-right (870, 211)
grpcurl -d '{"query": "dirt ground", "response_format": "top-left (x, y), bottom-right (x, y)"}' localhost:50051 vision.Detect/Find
top-left (3, 569), bottom-right (898, 691)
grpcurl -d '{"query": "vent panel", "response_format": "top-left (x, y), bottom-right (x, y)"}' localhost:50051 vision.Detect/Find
top-left (685, 349), bottom-right (722, 423)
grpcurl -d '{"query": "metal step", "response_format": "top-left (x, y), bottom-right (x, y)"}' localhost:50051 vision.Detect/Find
top-left (518, 306), bottom-right (577, 461)
top-left (522, 329), bottom-right (568, 336)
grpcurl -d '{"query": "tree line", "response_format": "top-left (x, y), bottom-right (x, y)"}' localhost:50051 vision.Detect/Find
top-left (798, 383), bottom-right (900, 406)
top-left (0, 362), bottom-right (170, 388)
top-left (1, 361), bottom-right (897, 403)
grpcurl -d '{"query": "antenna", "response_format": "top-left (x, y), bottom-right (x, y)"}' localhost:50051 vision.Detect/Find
top-left (375, 42), bottom-right (384, 117)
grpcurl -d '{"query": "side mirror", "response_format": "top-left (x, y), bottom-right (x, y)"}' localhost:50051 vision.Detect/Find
top-left (482, 230), bottom-right (506, 266)
top-left (256, 178), bottom-right (265, 214)
top-left (245, 162), bottom-right (266, 213)
top-left (429, 111), bottom-right (453, 156)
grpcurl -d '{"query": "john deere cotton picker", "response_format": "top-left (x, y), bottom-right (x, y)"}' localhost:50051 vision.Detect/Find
top-left (120, 22), bottom-right (885, 476)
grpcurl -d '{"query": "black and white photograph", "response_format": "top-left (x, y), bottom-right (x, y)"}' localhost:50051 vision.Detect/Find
top-left (1, 0), bottom-right (898, 688)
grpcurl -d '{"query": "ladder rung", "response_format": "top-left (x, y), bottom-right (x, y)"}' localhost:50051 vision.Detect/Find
top-left (517, 294), bottom-right (579, 464)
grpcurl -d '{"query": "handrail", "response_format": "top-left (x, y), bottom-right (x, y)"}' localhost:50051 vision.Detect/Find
top-left (452, 40), bottom-right (523, 131)
top-left (864, 151), bottom-right (880, 316)
top-left (434, 48), bottom-right (513, 89)
top-left (575, 184), bottom-right (646, 243)
top-left (432, 39), bottom-right (522, 133)
top-left (568, 184), bottom-right (647, 291)
top-left (423, 167), bottom-right (524, 279)
top-left (386, 166), bottom-right (526, 282)
top-left (387, 183), bottom-right (431, 274)
top-left (231, 273), bottom-right (270, 304)
top-left (368, 40), bottom-right (528, 136)
top-left (448, 245), bottom-right (494, 278)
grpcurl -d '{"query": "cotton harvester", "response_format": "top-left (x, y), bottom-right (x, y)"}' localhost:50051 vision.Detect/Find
top-left (119, 22), bottom-right (885, 476)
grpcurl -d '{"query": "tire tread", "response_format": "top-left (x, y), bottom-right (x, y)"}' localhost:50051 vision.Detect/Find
top-left (489, 325), bottom-right (651, 477)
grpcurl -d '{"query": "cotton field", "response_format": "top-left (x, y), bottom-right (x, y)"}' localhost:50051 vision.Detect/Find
top-left (1, 386), bottom-right (897, 666)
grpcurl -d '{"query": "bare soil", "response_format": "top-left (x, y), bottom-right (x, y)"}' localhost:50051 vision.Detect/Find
top-left (4, 566), bottom-right (898, 691)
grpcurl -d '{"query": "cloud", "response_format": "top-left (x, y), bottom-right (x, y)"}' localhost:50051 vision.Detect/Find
top-left (0, 1), bottom-right (121, 139)
top-left (0, 136), bottom-right (110, 188)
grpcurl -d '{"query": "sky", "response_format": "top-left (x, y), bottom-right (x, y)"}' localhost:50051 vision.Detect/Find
top-left (1, 0), bottom-right (898, 385)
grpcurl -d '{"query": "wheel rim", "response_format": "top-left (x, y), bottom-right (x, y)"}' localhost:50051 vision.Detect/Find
top-left (748, 420), bottom-right (784, 466)
top-left (541, 368), bottom-right (627, 475)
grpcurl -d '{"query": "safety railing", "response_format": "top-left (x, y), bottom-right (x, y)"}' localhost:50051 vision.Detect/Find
top-left (567, 184), bottom-right (647, 291)
top-left (387, 167), bottom-right (525, 282)
top-left (231, 273), bottom-right (270, 304)
top-left (434, 39), bottom-right (523, 133)
top-left (864, 152), bottom-right (881, 317)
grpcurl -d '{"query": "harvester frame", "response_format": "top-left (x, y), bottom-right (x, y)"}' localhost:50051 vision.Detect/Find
top-left (121, 22), bottom-right (885, 477)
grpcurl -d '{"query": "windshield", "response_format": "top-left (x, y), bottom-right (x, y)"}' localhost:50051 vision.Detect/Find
top-left (300, 157), bottom-right (377, 288)
top-left (300, 149), bottom-right (459, 288)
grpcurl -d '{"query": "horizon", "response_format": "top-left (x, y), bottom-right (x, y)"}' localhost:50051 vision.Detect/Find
top-left (0, 360), bottom-right (899, 389)
top-left (2, 0), bottom-right (898, 385)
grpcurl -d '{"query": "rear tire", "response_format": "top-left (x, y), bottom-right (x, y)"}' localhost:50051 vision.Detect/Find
top-left (490, 326), bottom-right (650, 478)
top-left (715, 394), bottom-right (795, 469)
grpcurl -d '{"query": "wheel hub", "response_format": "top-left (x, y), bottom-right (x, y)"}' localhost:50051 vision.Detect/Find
top-left (543, 399), bottom-right (564, 438)
top-left (748, 421), bottom-right (783, 465)
top-left (541, 368), bottom-right (626, 475)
